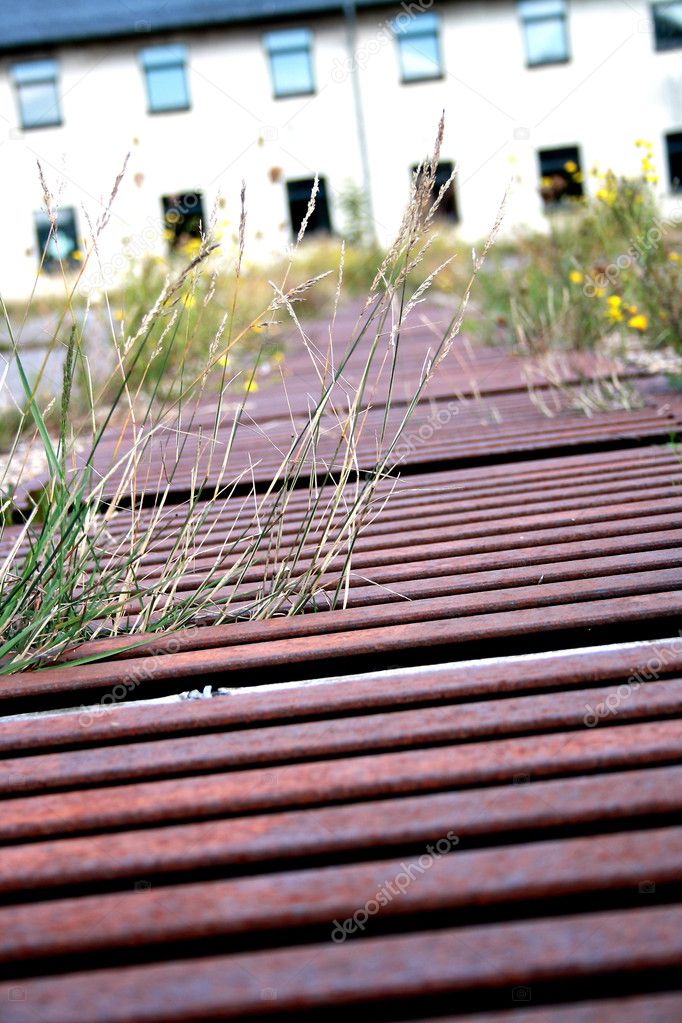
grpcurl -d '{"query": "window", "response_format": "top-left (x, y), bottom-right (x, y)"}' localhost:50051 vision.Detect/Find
top-left (518, 1), bottom-right (569, 66)
top-left (162, 192), bottom-right (205, 248)
top-left (286, 178), bottom-right (331, 237)
top-left (141, 45), bottom-right (190, 112)
top-left (653, 2), bottom-right (682, 49)
top-left (666, 132), bottom-right (682, 191)
top-left (34, 208), bottom-right (79, 272)
top-left (12, 59), bottom-right (61, 129)
top-left (412, 161), bottom-right (459, 221)
top-left (394, 11), bottom-right (442, 82)
top-left (538, 146), bottom-right (583, 208)
top-left (264, 29), bottom-right (314, 98)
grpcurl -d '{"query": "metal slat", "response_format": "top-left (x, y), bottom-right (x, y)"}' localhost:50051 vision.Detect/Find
top-left (1, 718), bottom-right (679, 842)
top-left (2, 827), bottom-right (681, 964)
top-left (422, 992), bottom-right (682, 1022)
top-left (6, 590), bottom-right (682, 705)
top-left (1, 764), bottom-right (679, 895)
top-left (3, 679), bottom-right (682, 796)
top-left (1, 905), bottom-right (681, 1022)
top-left (1, 638), bottom-right (676, 754)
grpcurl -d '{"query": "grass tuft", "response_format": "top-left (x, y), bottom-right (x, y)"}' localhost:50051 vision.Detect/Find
top-left (0, 118), bottom-right (500, 673)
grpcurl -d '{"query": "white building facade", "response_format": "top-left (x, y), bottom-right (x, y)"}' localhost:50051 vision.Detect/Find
top-left (1, 0), bottom-right (682, 300)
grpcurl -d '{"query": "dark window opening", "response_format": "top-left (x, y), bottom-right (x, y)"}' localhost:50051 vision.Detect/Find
top-left (162, 192), bottom-right (204, 248)
top-left (287, 178), bottom-right (331, 237)
top-left (412, 161), bottom-right (459, 221)
top-left (518, 0), bottom-right (569, 66)
top-left (538, 146), bottom-right (583, 208)
top-left (666, 132), bottom-right (682, 191)
top-left (35, 207), bottom-right (79, 272)
top-left (653, 1), bottom-right (682, 50)
top-left (13, 59), bottom-right (61, 129)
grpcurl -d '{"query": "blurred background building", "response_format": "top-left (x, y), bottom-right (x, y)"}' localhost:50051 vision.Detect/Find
top-left (1, 0), bottom-right (682, 299)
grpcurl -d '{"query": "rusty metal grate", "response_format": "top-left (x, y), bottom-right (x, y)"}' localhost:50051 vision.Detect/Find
top-left (0, 640), bottom-right (681, 1019)
top-left (4, 441), bottom-right (682, 713)
top-left (82, 383), bottom-right (682, 500)
top-left (2, 309), bottom-right (682, 1019)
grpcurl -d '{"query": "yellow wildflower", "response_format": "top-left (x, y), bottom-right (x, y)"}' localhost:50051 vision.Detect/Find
top-left (114, 309), bottom-right (125, 322)
top-left (243, 378), bottom-right (259, 393)
top-left (606, 296), bottom-right (623, 320)
top-left (181, 238), bottom-right (201, 257)
top-left (182, 293), bottom-right (196, 309)
top-left (593, 287), bottom-right (605, 298)
top-left (595, 188), bottom-right (616, 206)
top-left (564, 160), bottom-right (578, 174)
top-left (569, 270), bottom-right (584, 284)
top-left (669, 251), bottom-right (680, 262)
top-left (71, 249), bottom-right (83, 262)
top-left (628, 314), bottom-right (648, 332)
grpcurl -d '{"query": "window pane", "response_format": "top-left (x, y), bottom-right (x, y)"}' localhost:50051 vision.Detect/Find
top-left (35, 209), bottom-right (78, 270)
top-left (400, 35), bottom-right (441, 80)
top-left (162, 193), bottom-right (204, 248)
top-left (666, 133), bottom-right (682, 191)
top-left (141, 44), bottom-right (187, 68)
top-left (147, 66), bottom-right (189, 111)
top-left (287, 178), bottom-right (331, 236)
top-left (271, 51), bottom-right (313, 96)
top-left (518, 0), bottom-right (565, 17)
top-left (264, 29), bottom-right (311, 52)
top-left (539, 146), bottom-right (583, 207)
top-left (654, 2), bottom-right (682, 47)
top-left (19, 81), bottom-right (61, 127)
top-left (12, 59), bottom-right (58, 84)
top-left (265, 29), bottom-right (314, 96)
top-left (525, 18), bottom-right (567, 64)
top-left (394, 11), bottom-right (439, 37)
top-left (412, 161), bottom-right (458, 221)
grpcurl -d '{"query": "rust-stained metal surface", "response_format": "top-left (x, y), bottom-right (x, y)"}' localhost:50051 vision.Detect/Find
top-left (11, 302), bottom-right (680, 506)
top-left (2, 310), bottom-right (682, 1020)
top-left (5, 442), bottom-right (682, 711)
top-left (70, 383), bottom-right (682, 505)
top-left (1, 641), bottom-right (682, 1019)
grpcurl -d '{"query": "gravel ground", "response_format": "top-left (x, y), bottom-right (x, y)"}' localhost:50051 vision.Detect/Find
top-left (0, 308), bottom-right (115, 412)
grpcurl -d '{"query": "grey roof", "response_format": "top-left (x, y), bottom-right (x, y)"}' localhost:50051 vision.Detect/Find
top-left (0, 0), bottom-right (398, 53)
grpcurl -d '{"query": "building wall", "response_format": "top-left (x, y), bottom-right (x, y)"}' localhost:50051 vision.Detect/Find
top-left (0, 0), bottom-right (681, 300)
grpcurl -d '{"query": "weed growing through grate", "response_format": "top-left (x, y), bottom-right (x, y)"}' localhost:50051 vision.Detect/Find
top-left (0, 117), bottom-right (503, 672)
